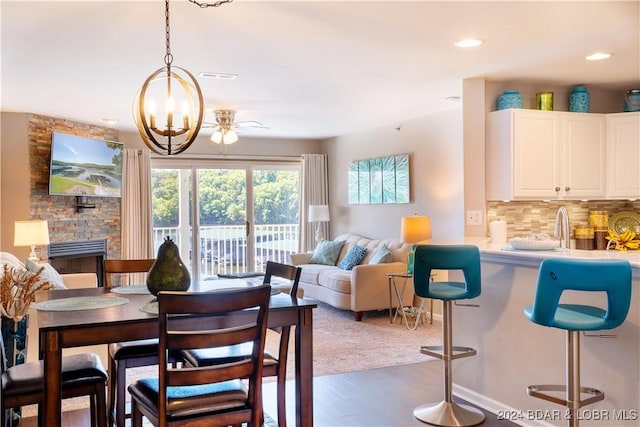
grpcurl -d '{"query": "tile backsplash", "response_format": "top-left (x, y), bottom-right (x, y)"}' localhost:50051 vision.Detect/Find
top-left (486, 200), bottom-right (640, 239)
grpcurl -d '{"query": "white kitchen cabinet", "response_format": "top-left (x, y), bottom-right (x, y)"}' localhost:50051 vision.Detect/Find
top-left (486, 109), bottom-right (605, 200)
top-left (606, 112), bottom-right (640, 199)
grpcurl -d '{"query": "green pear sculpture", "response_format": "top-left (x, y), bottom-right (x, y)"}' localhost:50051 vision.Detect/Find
top-left (146, 236), bottom-right (191, 296)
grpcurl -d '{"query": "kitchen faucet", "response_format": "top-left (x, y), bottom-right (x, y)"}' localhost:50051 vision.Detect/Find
top-left (555, 206), bottom-right (570, 249)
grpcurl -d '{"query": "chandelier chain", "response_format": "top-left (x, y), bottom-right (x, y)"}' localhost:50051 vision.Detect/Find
top-left (164, 0), bottom-right (173, 67)
top-left (187, 0), bottom-right (233, 9)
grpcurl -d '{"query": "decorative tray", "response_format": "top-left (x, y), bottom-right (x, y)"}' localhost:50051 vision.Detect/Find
top-left (32, 296), bottom-right (130, 311)
top-left (111, 285), bottom-right (150, 295)
top-left (608, 211), bottom-right (640, 235)
top-left (508, 237), bottom-right (560, 251)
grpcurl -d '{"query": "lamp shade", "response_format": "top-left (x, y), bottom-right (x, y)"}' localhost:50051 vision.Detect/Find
top-left (14, 220), bottom-right (50, 247)
top-left (308, 205), bottom-right (330, 222)
top-left (401, 215), bottom-right (432, 244)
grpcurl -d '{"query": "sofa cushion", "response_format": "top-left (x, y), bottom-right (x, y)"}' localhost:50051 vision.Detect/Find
top-left (318, 269), bottom-right (352, 294)
top-left (298, 264), bottom-right (338, 286)
top-left (26, 259), bottom-right (67, 289)
top-left (309, 240), bottom-right (345, 266)
top-left (369, 244), bottom-right (393, 264)
top-left (337, 246), bottom-right (367, 270)
top-left (0, 252), bottom-right (25, 270)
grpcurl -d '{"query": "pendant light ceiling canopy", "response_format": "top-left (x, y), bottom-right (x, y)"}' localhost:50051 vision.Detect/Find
top-left (134, 0), bottom-right (233, 156)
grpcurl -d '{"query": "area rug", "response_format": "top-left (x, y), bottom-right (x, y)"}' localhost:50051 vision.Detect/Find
top-left (21, 301), bottom-right (441, 420)
top-left (310, 301), bottom-right (440, 376)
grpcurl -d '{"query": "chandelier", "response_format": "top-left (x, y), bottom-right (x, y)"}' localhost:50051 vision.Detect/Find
top-left (134, 0), bottom-right (233, 155)
top-left (210, 109), bottom-right (239, 145)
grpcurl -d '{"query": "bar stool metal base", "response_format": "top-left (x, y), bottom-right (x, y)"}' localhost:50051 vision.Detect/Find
top-left (414, 400), bottom-right (485, 427)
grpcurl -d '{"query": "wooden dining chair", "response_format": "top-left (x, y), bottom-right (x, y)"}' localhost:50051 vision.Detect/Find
top-left (104, 258), bottom-right (158, 427)
top-left (181, 260), bottom-right (302, 427)
top-left (0, 331), bottom-right (108, 427)
top-left (128, 285), bottom-right (271, 427)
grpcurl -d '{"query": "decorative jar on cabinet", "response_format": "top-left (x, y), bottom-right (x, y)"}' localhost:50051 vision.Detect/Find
top-left (497, 90), bottom-right (523, 110)
top-left (569, 85), bottom-right (590, 112)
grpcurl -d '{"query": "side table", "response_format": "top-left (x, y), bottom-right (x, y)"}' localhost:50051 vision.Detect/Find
top-left (386, 272), bottom-right (433, 330)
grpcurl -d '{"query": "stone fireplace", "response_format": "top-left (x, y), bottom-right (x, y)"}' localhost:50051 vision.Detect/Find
top-left (48, 239), bottom-right (107, 287)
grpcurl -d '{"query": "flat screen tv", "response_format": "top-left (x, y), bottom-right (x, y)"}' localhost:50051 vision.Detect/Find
top-left (49, 132), bottom-right (123, 197)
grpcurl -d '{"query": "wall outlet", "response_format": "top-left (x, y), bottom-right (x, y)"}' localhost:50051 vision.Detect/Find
top-left (466, 210), bottom-right (483, 226)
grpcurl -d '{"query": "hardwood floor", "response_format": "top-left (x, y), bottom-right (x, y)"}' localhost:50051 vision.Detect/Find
top-left (264, 360), bottom-right (518, 427)
top-left (20, 361), bottom-right (517, 426)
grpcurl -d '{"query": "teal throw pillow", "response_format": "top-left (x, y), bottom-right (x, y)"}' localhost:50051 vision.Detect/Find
top-left (338, 246), bottom-right (368, 270)
top-left (309, 240), bottom-right (345, 266)
top-left (369, 244), bottom-right (393, 264)
top-left (26, 259), bottom-right (67, 289)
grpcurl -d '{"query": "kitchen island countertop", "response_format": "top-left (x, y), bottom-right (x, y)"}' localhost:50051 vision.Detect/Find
top-left (435, 237), bottom-right (640, 271)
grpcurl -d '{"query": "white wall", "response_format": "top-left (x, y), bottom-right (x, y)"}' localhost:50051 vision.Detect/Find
top-left (323, 108), bottom-right (464, 241)
top-left (0, 112), bottom-right (32, 254)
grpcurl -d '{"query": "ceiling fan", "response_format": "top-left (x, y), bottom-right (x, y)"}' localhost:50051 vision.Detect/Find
top-left (203, 109), bottom-right (269, 145)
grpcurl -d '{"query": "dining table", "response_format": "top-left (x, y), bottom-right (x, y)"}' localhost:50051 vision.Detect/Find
top-left (34, 279), bottom-right (317, 427)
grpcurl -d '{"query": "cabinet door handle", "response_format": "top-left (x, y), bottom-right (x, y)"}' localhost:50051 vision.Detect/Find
top-left (565, 186), bottom-right (571, 192)
top-left (555, 186), bottom-right (561, 192)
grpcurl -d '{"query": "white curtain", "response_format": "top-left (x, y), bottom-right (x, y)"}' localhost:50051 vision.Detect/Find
top-left (300, 154), bottom-right (329, 252)
top-left (120, 149), bottom-right (154, 283)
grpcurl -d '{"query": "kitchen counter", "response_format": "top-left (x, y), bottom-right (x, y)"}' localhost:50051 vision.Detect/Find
top-left (476, 238), bottom-right (640, 270)
top-left (437, 237), bottom-right (640, 427)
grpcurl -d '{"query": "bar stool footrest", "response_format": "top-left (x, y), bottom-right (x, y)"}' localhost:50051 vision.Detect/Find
top-left (527, 384), bottom-right (604, 409)
top-left (420, 345), bottom-right (477, 361)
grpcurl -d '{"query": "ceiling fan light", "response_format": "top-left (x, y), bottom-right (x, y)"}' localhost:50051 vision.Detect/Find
top-left (223, 129), bottom-right (238, 144)
top-left (211, 129), bottom-right (223, 144)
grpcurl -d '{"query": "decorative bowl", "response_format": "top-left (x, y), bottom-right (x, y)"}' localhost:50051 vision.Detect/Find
top-left (508, 237), bottom-right (560, 251)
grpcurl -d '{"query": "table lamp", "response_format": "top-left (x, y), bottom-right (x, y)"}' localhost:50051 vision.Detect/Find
top-left (14, 220), bottom-right (50, 262)
top-left (308, 205), bottom-right (330, 244)
top-left (401, 215), bottom-right (432, 274)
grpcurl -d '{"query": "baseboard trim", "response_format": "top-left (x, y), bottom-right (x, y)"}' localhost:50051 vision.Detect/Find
top-left (453, 383), bottom-right (557, 427)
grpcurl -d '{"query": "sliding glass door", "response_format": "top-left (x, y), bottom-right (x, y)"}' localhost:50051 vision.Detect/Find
top-left (151, 160), bottom-right (300, 282)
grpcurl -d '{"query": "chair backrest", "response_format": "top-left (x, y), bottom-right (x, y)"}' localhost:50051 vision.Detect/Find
top-left (413, 244), bottom-right (481, 300)
top-left (529, 258), bottom-right (632, 329)
top-left (104, 259), bottom-right (155, 290)
top-left (157, 286), bottom-right (271, 425)
top-left (263, 261), bottom-right (302, 298)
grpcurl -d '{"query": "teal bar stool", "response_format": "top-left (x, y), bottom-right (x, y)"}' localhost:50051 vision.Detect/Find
top-left (413, 244), bottom-right (485, 427)
top-left (524, 258), bottom-right (632, 427)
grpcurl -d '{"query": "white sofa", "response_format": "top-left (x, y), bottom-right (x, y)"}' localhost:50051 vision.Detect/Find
top-left (290, 234), bottom-right (413, 321)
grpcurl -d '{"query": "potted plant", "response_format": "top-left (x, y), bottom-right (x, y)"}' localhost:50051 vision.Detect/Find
top-left (0, 264), bottom-right (52, 366)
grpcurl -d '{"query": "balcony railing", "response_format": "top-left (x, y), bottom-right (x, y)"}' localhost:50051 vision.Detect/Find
top-left (152, 223), bottom-right (299, 278)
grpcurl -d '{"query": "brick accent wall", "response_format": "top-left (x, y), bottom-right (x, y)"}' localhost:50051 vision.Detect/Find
top-left (28, 114), bottom-right (121, 259)
top-left (487, 200), bottom-right (640, 241)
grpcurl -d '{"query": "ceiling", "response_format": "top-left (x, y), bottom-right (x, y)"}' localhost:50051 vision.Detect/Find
top-left (1, 1), bottom-right (639, 140)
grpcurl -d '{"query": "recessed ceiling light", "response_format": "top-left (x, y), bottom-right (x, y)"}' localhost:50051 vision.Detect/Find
top-left (454, 39), bottom-right (484, 48)
top-left (445, 96), bottom-right (461, 102)
top-left (585, 52), bottom-right (612, 61)
top-left (198, 72), bottom-right (238, 80)
top-left (102, 118), bottom-right (118, 126)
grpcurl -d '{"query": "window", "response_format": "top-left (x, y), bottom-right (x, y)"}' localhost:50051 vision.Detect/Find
top-left (151, 159), bottom-right (300, 281)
